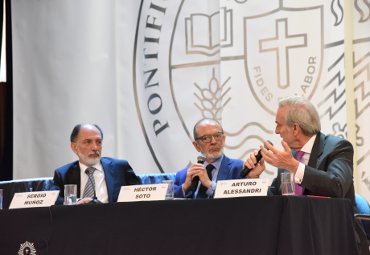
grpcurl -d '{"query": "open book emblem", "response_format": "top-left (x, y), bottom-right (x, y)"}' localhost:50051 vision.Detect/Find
top-left (185, 8), bottom-right (232, 56)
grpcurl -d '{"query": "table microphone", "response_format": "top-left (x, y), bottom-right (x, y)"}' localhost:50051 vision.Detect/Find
top-left (240, 141), bottom-right (273, 178)
top-left (90, 197), bottom-right (102, 204)
top-left (189, 155), bottom-right (206, 192)
top-left (90, 191), bottom-right (102, 204)
top-left (89, 186), bottom-right (102, 204)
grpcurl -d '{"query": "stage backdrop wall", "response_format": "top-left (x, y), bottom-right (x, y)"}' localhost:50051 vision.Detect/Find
top-left (11, 0), bottom-right (370, 201)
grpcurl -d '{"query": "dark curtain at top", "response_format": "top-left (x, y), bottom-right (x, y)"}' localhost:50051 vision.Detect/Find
top-left (0, 0), bottom-right (13, 181)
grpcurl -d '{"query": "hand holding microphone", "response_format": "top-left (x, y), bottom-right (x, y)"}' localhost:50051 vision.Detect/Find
top-left (241, 140), bottom-right (273, 178)
top-left (189, 155), bottom-right (206, 192)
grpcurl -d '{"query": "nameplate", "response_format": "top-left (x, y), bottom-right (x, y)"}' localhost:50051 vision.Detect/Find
top-left (9, 190), bottom-right (60, 209)
top-left (214, 179), bottom-right (269, 198)
top-left (117, 184), bottom-right (168, 202)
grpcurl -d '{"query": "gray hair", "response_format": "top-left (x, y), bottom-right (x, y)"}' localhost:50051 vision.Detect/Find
top-left (278, 96), bottom-right (321, 136)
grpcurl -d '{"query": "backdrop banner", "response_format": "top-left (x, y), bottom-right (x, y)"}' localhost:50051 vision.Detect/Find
top-left (11, 0), bottom-right (370, 201)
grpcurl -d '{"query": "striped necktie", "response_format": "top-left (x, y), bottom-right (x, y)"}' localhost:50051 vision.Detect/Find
top-left (83, 167), bottom-right (96, 198)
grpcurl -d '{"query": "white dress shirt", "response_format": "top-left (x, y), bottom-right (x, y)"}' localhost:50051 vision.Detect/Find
top-left (79, 162), bottom-right (109, 203)
top-left (294, 135), bottom-right (316, 184)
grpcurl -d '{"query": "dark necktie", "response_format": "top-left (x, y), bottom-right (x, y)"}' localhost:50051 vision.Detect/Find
top-left (295, 151), bottom-right (305, 195)
top-left (196, 164), bottom-right (215, 199)
top-left (83, 167), bottom-right (96, 198)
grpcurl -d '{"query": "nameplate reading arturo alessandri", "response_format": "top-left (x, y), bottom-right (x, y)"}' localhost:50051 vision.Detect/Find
top-left (214, 179), bottom-right (269, 198)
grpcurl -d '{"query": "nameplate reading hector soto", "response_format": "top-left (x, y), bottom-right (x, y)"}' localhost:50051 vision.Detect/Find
top-left (117, 184), bottom-right (168, 202)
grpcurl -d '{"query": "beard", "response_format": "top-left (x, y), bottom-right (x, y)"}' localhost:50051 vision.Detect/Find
top-left (203, 147), bottom-right (223, 162)
top-left (77, 151), bottom-right (101, 166)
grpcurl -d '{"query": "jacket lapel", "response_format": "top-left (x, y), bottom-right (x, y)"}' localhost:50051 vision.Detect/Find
top-left (216, 155), bottom-right (231, 181)
top-left (101, 157), bottom-right (114, 202)
top-left (66, 162), bottom-right (82, 197)
top-left (308, 132), bottom-right (324, 168)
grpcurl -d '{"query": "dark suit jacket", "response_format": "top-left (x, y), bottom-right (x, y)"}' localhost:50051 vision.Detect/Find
top-left (52, 157), bottom-right (141, 204)
top-left (270, 132), bottom-right (356, 205)
top-left (174, 155), bottom-right (244, 198)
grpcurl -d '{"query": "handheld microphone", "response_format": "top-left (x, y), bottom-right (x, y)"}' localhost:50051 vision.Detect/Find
top-left (189, 155), bottom-right (206, 192)
top-left (240, 141), bottom-right (273, 178)
top-left (197, 155), bottom-right (206, 164)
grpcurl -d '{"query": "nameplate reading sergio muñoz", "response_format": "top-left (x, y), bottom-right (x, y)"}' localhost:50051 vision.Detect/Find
top-left (9, 190), bottom-right (60, 209)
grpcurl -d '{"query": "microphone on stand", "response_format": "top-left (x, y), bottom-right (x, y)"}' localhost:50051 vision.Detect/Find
top-left (90, 193), bottom-right (102, 204)
top-left (240, 140), bottom-right (273, 178)
top-left (189, 155), bottom-right (206, 192)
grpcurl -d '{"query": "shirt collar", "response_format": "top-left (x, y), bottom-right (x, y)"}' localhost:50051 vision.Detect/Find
top-left (79, 161), bottom-right (103, 173)
top-left (300, 134), bottom-right (316, 154)
top-left (205, 154), bottom-right (223, 170)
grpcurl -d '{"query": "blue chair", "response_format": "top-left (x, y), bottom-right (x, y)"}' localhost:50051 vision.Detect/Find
top-left (355, 193), bottom-right (370, 242)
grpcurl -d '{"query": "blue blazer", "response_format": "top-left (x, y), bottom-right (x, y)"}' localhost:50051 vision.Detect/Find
top-left (174, 155), bottom-right (244, 198)
top-left (52, 157), bottom-right (141, 204)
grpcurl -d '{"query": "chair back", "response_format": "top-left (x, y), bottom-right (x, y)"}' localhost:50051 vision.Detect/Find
top-left (355, 193), bottom-right (370, 241)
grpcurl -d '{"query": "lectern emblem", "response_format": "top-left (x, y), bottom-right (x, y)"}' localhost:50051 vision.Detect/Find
top-left (18, 241), bottom-right (37, 255)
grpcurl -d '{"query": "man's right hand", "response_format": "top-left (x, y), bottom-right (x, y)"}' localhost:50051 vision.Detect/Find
top-left (182, 163), bottom-right (205, 191)
top-left (244, 149), bottom-right (266, 178)
top-left (77, 197), bottom-right (93, 205)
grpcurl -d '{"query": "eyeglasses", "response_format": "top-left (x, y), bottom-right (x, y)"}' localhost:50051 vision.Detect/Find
top-left (195, 132), bottom-right (224, 143)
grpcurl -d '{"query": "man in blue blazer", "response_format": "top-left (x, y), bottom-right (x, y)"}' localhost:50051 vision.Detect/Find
top-left (174, 118), bottom-right (246, 199)
top-left (52, 124), bottom-right (141, 205)
top-left (245, 96), bottom-right (369, 255)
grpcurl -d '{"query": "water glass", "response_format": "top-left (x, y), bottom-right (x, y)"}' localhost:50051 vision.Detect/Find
top-left (0, 189), bottom-right (3, 210)
top-left (162, 180), bottom-right (174, 200)
top-left (64, 184), bottom-right (77, 205)
top-left (281, 172), bottom-right (295, 196)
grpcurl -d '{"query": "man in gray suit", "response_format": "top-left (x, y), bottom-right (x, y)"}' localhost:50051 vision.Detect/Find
top-left (244, 95), bottom-right (369, 255)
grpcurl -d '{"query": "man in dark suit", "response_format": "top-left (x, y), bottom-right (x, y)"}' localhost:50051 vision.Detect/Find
top-left (244, 95), bottom-right (369, 255)
top-left (52, 124), bottom-right (141, 205)
top-left (174, 118), bottom-right (246, 199)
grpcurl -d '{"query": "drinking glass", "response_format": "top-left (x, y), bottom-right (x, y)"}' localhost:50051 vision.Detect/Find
top-left (162, 180), bottom-right (174, 200)
top-left (281, 172), bottom-right (295, 196)
top-left (0, 189), bottom-right (3, 209)
top-left (64, 184), bottom-right (77, 205)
